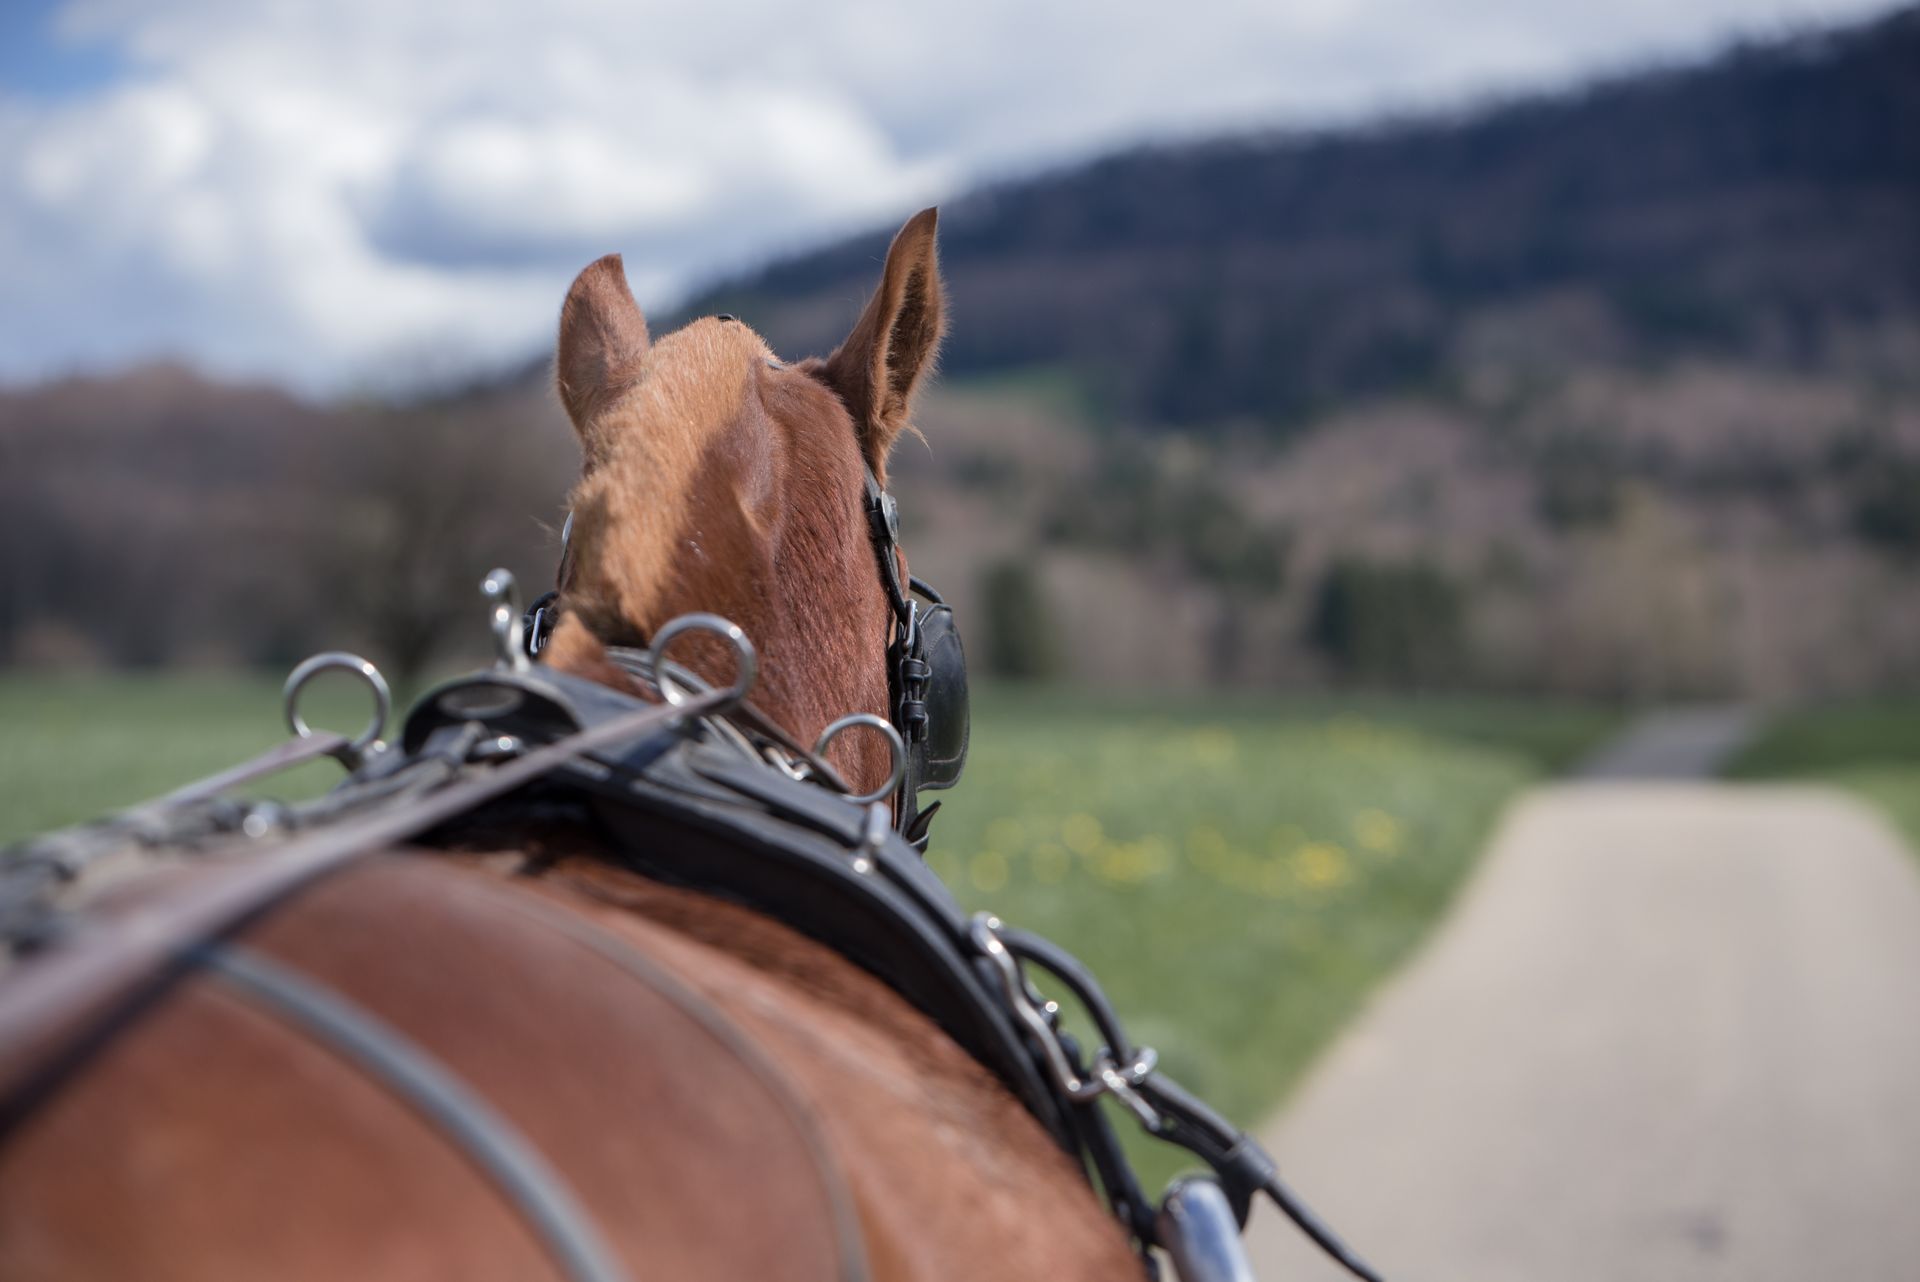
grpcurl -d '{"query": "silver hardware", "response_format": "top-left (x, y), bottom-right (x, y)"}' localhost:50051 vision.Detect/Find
top-left (765, 748), bottom-right (814, 782)
top-left (695, 709), bottom-right (766, 767)
top-left (606, 640), bottom-right (775, 769)
top-left (481, 568), bottom-right (530, 672)
top-left (470, 735), bottom-right (524, 762)
top-left (1157, 1177), bottom-right (1260, 1282)
top-left (1095, 1047), bottom-right (1162, 1129)
top-left (812, 713), bottom-right (907, 805)
top-left (647, 613), bottom-right (759, 706)
top-left (527, 603), bottom-right (555, 656)
top-left (850, 801), bottom-right (890, 874)
top-left (283, 652), bottom-right (392, 765)
top-left (524, 514), bottom-right (574, 657)
top-left (969, 913), bottom-right (1159, 1128)
top-left (240, 801), bottom-right (291, 840)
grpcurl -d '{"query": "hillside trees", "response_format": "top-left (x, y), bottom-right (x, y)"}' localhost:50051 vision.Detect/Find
top-left (0, 369), bottom-right (574, 682)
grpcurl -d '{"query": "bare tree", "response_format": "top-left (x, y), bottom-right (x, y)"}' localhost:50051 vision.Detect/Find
top-left (299, 400), bottom-right (576, 691)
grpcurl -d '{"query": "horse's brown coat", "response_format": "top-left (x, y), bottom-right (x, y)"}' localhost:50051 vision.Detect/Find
top-left (546, 208), bottom-right (950, 795)
top-left (0, 855), bottom-right (856, 1282)
top-left (0, 209), bottom-right (1142, 1280)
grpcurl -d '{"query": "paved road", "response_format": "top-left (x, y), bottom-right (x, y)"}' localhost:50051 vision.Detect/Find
top-left (1244, 783), bottom-right (1920, 1282)
top-left (1572, 706), bottom-right (1759, 780)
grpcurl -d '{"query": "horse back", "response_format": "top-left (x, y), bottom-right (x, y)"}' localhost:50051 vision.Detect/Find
top-left (0, 851), bottom-right (865, 1282)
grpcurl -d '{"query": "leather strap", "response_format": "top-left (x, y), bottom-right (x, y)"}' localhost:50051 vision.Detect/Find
top-left (548, 739), bottom-right (1082, 1154)
top-left (0, 692), bottom-right (720, 1082)
top-left (196, 943), bottom-right (632, 1282)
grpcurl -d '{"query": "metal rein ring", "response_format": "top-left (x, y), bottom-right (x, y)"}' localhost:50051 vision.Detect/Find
top-left (282, 652), bottom-right (392, 760)
top-left (646, 613), bottom-right (759, 707)
top-left (813, 713), bottom-right (907, 806)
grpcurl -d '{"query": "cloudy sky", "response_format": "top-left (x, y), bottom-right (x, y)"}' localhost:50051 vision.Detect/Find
top-left (0, 0), bottom-right (1899, 393)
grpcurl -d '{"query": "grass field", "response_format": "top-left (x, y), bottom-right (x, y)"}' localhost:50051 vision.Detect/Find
top-left (1731, 701), bottom-right (1920, 855)
top-left (0, 672), bottom-right (383, 843)
top-left (0, 671), bottom-right (1616, 1188)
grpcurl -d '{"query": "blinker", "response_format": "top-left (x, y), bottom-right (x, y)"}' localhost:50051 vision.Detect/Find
top-left (909, 600), bottom-right (968, 793)
top-left (866, 465), bottom-right (968, 842)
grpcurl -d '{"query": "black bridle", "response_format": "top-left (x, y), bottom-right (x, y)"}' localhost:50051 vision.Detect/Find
top-left (522, 465), bottom-right (969, 849)
top-left (862, 467), bottom-right (969, 849)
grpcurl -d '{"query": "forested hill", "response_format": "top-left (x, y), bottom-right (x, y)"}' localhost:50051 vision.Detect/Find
top-left (11, 7), bottom-right (1920, 699)
top-left (696, 5), bottom-right (1920, 429)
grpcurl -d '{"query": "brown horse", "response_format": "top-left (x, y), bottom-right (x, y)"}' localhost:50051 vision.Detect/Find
top-left (0, 210), bottom-right (1145, 1281)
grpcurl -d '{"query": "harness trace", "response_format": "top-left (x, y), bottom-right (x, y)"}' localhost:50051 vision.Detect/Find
top-left (0, 578), bottom-right (1387, 1282)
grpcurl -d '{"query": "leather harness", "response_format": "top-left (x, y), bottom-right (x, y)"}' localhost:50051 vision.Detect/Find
top-left (523, 465), bottom-right (970, 852)
top-left (0, 466), bottom-right (1388, 1282)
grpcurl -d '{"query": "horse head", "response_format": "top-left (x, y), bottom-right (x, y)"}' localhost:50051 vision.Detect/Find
top-left (543, 208), bottom-right (945, 798)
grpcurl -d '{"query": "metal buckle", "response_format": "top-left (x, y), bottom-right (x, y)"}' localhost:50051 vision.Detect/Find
top-left (969, 913), bottom-right (1162, 1129)
top-left (481, 568), bottom-right (531, 672)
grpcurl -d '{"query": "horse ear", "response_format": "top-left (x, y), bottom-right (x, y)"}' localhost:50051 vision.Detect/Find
top-left (822, 207), bottom-right (946, 473)
top-left (556, 254), bottom-right (650, 442)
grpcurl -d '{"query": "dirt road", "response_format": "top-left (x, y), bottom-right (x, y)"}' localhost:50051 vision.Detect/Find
top-left (1244, 783), bottom-right (1920, 1281)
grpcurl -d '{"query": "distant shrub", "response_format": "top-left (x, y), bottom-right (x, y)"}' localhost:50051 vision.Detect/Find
top-left (1310, 558), bottom-right (1469, 686)
top-left (1852, 460), bottom-right (1920, 557)
top-left (949, 453), bottom-right (1023, 493)
top-left (979, 560), bottom-right (1062, 680)
top-left (1041, 445), bottom-right (1288, 595)
top-left (1609, 281), bottom-right (1740, 349)
top-left (1530, 434), bottom-right (1625, 531)
top-left (1536, 461), bottom-right (1621, 530)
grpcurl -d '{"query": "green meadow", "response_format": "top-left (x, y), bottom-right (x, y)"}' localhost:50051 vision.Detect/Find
top-left (0, 672), bottom-right (1616, 1188)
top-left (931, 687), bottom-right (1614, 1184)
top-left (0, 673), bottom-right (383, 843)
top-left (1732, 701), bottom-right (1920, 856)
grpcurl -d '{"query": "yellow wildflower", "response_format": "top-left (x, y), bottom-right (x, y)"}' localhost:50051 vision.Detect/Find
top-left (1095, 839), bottom-right (1171, 885)
top-left (969, 850), bottom-right (1009, 893)
top-left (1061, 813), bottom-right (1104, 855)
top-left (1291, 841), bottom-right (1351, 890)
top-left (1353, 809), bottom-right (1404, 855)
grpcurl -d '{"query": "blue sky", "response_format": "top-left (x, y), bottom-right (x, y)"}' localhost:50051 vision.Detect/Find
top-left (0, 0), bottom-right (123, 99)
top-left (0, 0), bottom-right (1903, 393)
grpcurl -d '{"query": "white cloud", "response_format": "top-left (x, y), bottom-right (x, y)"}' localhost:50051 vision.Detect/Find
top-left (0, 0), bottom-right (1899, 390)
